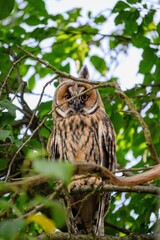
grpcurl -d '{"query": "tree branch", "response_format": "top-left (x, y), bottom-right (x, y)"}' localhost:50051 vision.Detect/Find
top-left (1, 163), bottom-right (160, 196)
top-left (70, 183), bottom-right (160, 195)
top-left (0, 55), bottom-right (27, 98)
top-left (22, 75), bottom-right (58, 140)
top-left (113, 82), bottom-right (159, 165)
top-left (17, 181), bottom-right (64, 220)
top-left (73, 163), bottom-right (160, 187)
top-left (36, 232), bottom-right (160, 240)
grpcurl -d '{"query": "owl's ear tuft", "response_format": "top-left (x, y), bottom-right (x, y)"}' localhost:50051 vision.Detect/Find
top-left (79, 65), bottom-right (90, 79)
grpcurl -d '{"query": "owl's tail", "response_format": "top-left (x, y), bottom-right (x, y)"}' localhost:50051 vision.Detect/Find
top-left (67, 192), bottom-right (109, 236)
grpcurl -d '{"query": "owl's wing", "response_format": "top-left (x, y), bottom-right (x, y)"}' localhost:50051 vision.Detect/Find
top-left (96, 115), bottom-right (116, 222)
top-left (47, 130), bottom-right (60, 160)
top-left (101, 115), bottom-right (116, 171)
top-left (47, 131), bottom-right (54, 159)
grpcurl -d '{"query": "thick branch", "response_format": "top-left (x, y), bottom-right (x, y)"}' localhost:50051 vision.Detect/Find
top-left (16, 45), bottom-right (113, 85)
top-left (37, 232), bottom-right (160, 240)
top-left (1, 163), bottom-right (160, 195)
top-left (74, 163), bottom-right (160, 187)
top-left (0, 175), bottom-right (47, 195)
top-left (70, 183), bottom-right (160, 195)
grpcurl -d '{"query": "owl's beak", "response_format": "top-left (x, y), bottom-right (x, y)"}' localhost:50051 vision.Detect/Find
top-left (71, 99), bottom-right (83, 112)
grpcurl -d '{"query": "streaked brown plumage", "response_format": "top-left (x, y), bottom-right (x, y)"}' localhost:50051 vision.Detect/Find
top-left (47, 66), bottom-right (116, 235)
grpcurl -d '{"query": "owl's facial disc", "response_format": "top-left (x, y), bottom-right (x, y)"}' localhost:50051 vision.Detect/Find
top-left (55, 82), bottom-right (98, 117)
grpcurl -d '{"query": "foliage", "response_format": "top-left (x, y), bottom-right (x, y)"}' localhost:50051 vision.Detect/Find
top-left (0, 0), bottom-right (160, 239)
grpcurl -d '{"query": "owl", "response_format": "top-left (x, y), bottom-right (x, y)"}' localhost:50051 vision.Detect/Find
top-left (47, 66), bottom-right (116, 235)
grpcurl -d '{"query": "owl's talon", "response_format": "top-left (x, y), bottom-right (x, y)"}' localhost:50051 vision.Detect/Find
top-left (68, 176), bottom-right (103, 193)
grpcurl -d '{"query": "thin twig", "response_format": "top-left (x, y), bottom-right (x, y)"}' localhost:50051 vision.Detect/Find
top-left (115, 166), bottom-right (154, 173)
top-left (0, 55), bottom-right (27, 97)
top-left (16, 45), bottom-right (114, 85)
top-left (22, 75), bottom-right (58, 140)
top-left (113, 82), bottom-right (159, 164)
top-left (5, 108), bottom-right (52, 181)
top-left (17, 181), bottom-right (64, 220)
top-left (105, 221), bottom-right (131, 235)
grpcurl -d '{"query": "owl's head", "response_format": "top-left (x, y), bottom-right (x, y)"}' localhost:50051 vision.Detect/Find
top-left (53, 66), bottom-right (100, 117)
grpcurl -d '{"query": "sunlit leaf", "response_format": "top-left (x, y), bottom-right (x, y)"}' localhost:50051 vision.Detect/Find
top-left (27, 212), bottom-right (55, 233)
top-left (28, 75), bottom-right (36, 91)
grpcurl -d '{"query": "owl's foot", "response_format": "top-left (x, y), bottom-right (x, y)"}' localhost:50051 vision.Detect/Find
top-left (68, 175), bottom-right (103, 193)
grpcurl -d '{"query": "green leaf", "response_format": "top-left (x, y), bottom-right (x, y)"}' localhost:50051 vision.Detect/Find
top-left (39, 127), bottom-right (50, 138)
top-left (0, 158), bottom-right (9, 170)
top-left (125, 11), bottom-right (139, 35)
top-left (0, 112), bottom-right (15, 127)
top-left (139, 47), bottom-right (157, 74)
top-left (127, 0), bottom-right (138, 3)
top-left (153, 59), bottom-right (160, 80)
top-left (51, 201), bottom-right (66, 228)
top-left (143, 10), bottom-right (155, 26)
top-left (27, 212), bottom-right (55, 233)
top-left (0, 99), bottom-right (17, 116)
top-left (33, 160), bottom-right (74, 184)
top-left (113, 1), bottom-right (130, 13)
top-left (0, 219), bottom-right (25, 240)
top-left (0, 200), bottom-right (10, 210)
top-left (94, 15), bottom-right (106, 24)
top-left (0, 130), bottom-right (10, 141)
top-left (38, 101), bottom-right (52, 118)
top-left (157, 22), bottom-right (160, 35)
top-left (90, 55), bottom-right (108, 75)
top-left (67, 8), bottom-right (81, 22)
top-left (25, 16), bottom-right (41, 26)
top-left (114, 11), bottom-right (125, 25)
top-left (27, 0), bottom-right (48, 16)
top-left (28, 75), bottom-right (36, 91)
top-left (0, 0), bottom-right (15, 20)
top-left (132, 35), bottom-right (150, 48)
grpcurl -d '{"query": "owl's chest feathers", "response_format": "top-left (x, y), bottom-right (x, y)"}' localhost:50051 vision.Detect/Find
top-left (56, 114), bottom-right (102, 163)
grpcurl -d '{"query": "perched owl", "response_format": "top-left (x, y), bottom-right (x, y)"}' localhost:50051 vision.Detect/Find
top-left (47, 66), bottom-right (116, 235)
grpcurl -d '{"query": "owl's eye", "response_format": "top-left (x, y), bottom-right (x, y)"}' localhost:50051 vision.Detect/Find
top-left (65, 92), bottom-right (71, 100)
top-left (80, 94), bottom-right (88, 102)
